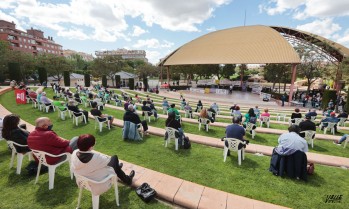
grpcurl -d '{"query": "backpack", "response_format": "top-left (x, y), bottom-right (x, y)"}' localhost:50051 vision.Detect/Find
top-left (183, 136), bottom-right (191, 149)
top-left (249, 116), bottom-right (257, 124)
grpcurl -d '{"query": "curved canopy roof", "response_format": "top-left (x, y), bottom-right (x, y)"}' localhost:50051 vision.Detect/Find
top-left (160, 25), bottom-right (301, 66)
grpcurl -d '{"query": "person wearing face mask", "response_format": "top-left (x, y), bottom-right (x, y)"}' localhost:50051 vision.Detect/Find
top-left (27, 117), bottom-right (78, 165)
top-left (123, 105), bottom-right (149, 135)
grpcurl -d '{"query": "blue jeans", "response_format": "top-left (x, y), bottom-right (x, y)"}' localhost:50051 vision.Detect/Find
top-left (339, 134), bottom-right (348, 144)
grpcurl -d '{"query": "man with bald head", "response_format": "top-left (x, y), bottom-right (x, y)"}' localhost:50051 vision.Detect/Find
top-left (28, 117), bottom-right (78, 165)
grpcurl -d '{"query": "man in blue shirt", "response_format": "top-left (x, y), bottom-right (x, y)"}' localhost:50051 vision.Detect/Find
top-left (224, 117), bottom-right (249, 155)
top-left (320, 112), bottom-right (340, 132)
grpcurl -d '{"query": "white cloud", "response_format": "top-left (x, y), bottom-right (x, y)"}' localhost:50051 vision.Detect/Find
top-left (206, 27), bottom-right (216, 32)
top-left (296, 18), bottom-right (341, 38)
top-left (57, 28), bottom-right (90, 40)
top-left (131, 25), bottom-right (148, 37)
top-left (132, 38), bottom-right (174, 49)
top-left (336, 29), bottom-right (349, 46)
top-left (260, 0), bottom-right (349, 19)
top-left (146, 50), bottom-right (161, 64)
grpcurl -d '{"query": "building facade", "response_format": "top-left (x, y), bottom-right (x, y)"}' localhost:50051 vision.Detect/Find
top-left (95, 48), bottom-right (148, 62)
top-left (0, 20), bottom-right (63, 56)
top-left (63, 49), bottom-right (94, 61)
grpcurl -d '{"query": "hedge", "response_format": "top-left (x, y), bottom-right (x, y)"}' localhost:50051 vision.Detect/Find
top-left (115, 75), bottom-right (121, 88)
top-left (8, 62), bottom-right (21, 82)
top-left (143, 77), bottom-right (148, 92)
top-left (84, 74), bottom-right (90, 87)
top-left (63, 71), bottom-right (70, 86)
top-left (321, 90), bottom-right (337, 109)
top-left (102, 75), bottom-right (107, 87)
top-left (129, 78), bottom-right (134, 90)
top-left (37, 67), bottom-right (47, 84)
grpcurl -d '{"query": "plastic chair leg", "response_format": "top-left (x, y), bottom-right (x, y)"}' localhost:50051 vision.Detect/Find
top-left (238, 150), bottom-right (242, 165)
top-left (99, 123), bottom-right (103, 132)
top-left (10, 149), bottom-right (16, 168)
top-left (16, 153), bottom-right (24, 174)
top-left (175, 138), bottom-right (178, 150)
top-left (92, 195), bottom-right (100, 209)
top-left (114, 183), bottom-right (120, 206)
top-left (35, 163), bottom-right (42, 184)
top-left (223, 147), bottom-right (228, 162)
top-left (48, 167), bottom-right (56, 190)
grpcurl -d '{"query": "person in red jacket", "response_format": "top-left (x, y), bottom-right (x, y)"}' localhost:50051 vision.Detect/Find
top-left (27, 117), bottom-right (78, 165)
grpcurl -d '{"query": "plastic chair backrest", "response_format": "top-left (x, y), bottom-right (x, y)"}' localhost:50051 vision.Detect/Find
top-left (225, 138), bottom-right (244, 151)
top-left (260, 116), bottom-right (269, 122)
top-left (165, 127), bottom-right (178, 140)
top-left (301, 130), bottom-right (315, 140)
top-left (7, 140), bottom-right (30, 152)
top-left (294, 118), bottom-right (303, 125)
top-left (327, 122), bottom-right (336, 128)
top-left (75, 173), bottom-right (116, 192)
top-left (245, 122), bottom-right (255, 131)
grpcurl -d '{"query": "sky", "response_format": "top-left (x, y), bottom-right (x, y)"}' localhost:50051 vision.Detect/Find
top-left (1, 0), bottom-right (349, 64)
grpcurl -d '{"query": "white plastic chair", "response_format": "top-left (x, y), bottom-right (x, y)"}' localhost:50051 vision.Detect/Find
top-left (31, 150), bottom-right (73, 190)
top-left (143, 111), bottom-right (151, 122)
top-left (72, 112), bottom-right (87, 126)
top-left (276, 113), bottom-right (286, 122)
top-left (197, 106), bottom-right (203, 112)
top-left (300, 130), bottom-right (316, 148)
top-left (323, 122), bottom-right (336, 135)
top-left (94, 116), bottom-right (110, 132)
top-left (338, 118), bottom-right (347, 127)
top-left (198, 118), bottom-right (210, 132)
top-left (42, 103), bottom-right (55, 113)
top-left (289, 118), bottom-right (303, 126)
top-left (344, 135), bottom-right (349, 148)
top-left (185, 109), bottom-right (192, 118)
top-left (162, 106), bottom-right (168, 115)
top-left (223, 138), bottom-right (246, 165)
top-left (31, 98), bottom-right (38, 108)
top-left (56, 107), bottom-right (68, 120)
top-left (165, 127), bottom-right (180, 150)
top-left (310, 116), bottom-right (316, 122)
top-left (7, 141), bottom-right (32, 174)
top-left (259, 116), bottom-right (270, 128)
top-left (75, 174), bottom-right (119, 209)
top-left (245, 123), bottom-right (256, 139)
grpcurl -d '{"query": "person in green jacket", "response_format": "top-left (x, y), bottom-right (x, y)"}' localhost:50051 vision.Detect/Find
top-left (52, 96), bottom-right (67, 111)
top-left (168, 104), bottom-right (180, 121)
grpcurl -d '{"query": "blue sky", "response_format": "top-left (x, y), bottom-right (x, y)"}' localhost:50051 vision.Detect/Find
top-left (1, 0), bottom-right (349, 64)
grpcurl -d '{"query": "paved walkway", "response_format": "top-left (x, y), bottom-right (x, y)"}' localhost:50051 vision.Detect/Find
top-left (0, 87), bottom-right (289, 209)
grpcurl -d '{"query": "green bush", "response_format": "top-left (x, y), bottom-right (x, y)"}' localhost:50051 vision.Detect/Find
top-left (84, 74), bottom-right (90, 87)
top-left (115, 75), bottom-right (121, 88)
top-left (143, 77), bottom-right (148, 92)
top-left (8, 62), bottom-right (21, 82)
top-left (322, 90), bottom-right (337, 109)
top-left (63, 71), bottom-right (70, 86)
top-left (102, 75), bottom-right (107, 87)
top-left (129, 78), bottom-right (134, 90)
top-left (37, 67), bottom-right (47, 84)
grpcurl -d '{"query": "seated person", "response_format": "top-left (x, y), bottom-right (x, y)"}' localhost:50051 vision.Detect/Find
top-left (124, 98), bottom-right (131, 111)
top-left (52, 96), bottom-right (67, 111)
top-left (337, 110), bottom-right (348, 120)
top-left (276, 125), bottom-right (308, 154)
top-left (123, 105), bottom-right (148, 134)
top-left (90, 102), bottom-right (113, 124)
top-left (299, 115), bottom-right (316, 138)
top-left (305, 109), bottom-right (317, 118)
top-left (93, 98), bottom-right (104, 110)
top-left (199, 108), bottom-right (214, 125)
top-left (135, 94), bottom-right (142, 103)
top-left (322, 107), bottom-right (332, 117)
top-left (180, 99), bottom-right (186, 109)
top-left (333, 134), bottom-right (349, 145)
top-left (223, 117), bottom-right (249, 155)
top-left (71, 134), bottom-right (135, 192)
top-left (40, 92), bottom-right (54, 110)
top-left (165, 112), bottom-right (185, 146)
top-left (67, 100), bottom-right (89, 123)
top-left (28, 117), bottom-right (78, 165)
top-left (229, 104), bottom-right (237, 114)
top-left (29, 90), bottom-right (37, 99)
top-left (168, 104), bottom-right (180, 121)
top-left (253, 106), bottom-right (260, 118)
top-left (210, 102), bottom-right (219, 113)
top-left (291, 108), bottom-right (302, 123)
top-left (195, 100), bottom-right (203, 112)
top-left (232, 106), bottom-right (242, 121)
top-left (207, 107), bottom-right (216, 122)
top-left (184, 102), bottom-right (193, 118)
top-left (319, 112), bottom-right (340, 132)
top-left (162, 98), bottom-right (169, 108)
top-left (36, 90), bottom-right (42, 104)
top-left (74, 92), bottom-right (82, 103)
top-left (243, 108), bottom-right (257, 131)
top-left (141, 101), bottom-right (158, 119)
top-left (2, 114), bottom-right (31, 153)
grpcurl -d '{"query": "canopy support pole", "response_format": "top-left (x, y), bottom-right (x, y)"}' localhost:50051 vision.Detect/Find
top-left (288, 64), bottom-right (297, 104)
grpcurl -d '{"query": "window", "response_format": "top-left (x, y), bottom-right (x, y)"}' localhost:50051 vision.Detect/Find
top-left (20, 44), bottom-right (22, 47)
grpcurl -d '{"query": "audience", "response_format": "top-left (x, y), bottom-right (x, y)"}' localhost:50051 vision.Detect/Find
top-left (168, 104), bottom-right (180, 121)
top-left (243, 108), bottom-right (257, 130)
top-left (319, 112), bottom-right (339, 132)
top-left (67, 100), bottom-right (89, 123)
top-left (299, 115), bottom-right (316, 138)
top-left (277, 125), bottom-right (308, 154)
top-left (165, 112), bottom-right (185, 147)
top-left (141, 101), bottom-right (158, 119)
top-left (162, 97), bottom-right (169, 108)
top-left (333, 134), bottom-right (348, 145)
top-left (2, 114), bottom-right (31, 153)
top-left (27, 117), bottom-right (78, 165)
top-left (184, 102), bottom-right (193, 118)
top-left (71, 134), bottom-right (135, 193)
top-left (291, 108), bottom-right (302, 123)
top-left (305, 109), bottom-right (317, 118)
top-left (52, 96), bottom-right (67, 111)
top-left (224, 117), bottom-right (249, 155)
top-left (195, 100), bottom-right (203, 112)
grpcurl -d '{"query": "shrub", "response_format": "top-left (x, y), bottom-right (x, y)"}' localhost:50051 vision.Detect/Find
top-left (8, 62), bottom-right (21, 82)
top-left (102, 75), bottom-right (107, 87)
top-left (63, 71), bottom-right (70, 86)
top-left (84, 74), bottom-right (90, 87)
top-left (37, 67), bottom-right (47, 84)
top-left (129, 78), bottom-right (134, 90)
top-left (115, 75), bottom-right (121, 88)
top-left (143, 77), bottom-right (148, 92)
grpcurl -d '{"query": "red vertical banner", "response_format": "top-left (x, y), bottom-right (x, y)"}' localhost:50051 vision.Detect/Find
top-left (15, 89), bottom-right (26, 104)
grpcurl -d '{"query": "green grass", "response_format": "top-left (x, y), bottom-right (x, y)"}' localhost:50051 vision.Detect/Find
top-left (1, 89), bottom-right (349, 209)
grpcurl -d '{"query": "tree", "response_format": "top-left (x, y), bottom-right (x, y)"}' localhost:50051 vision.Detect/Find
top-left (239, 64), bottom-right (247, 85)
top-left (102, 75), bottom-right (107, 87)
top-left (37, 67), bottom-right (47, 84)
top-left (84, 73), bottom-right (91, 87)
top-left (115, 75), bottom-right (121, 88)
top-left (129, 78), bottom-right (135, 90)
top-left (7, 50), bottom-right (37, 83)
top-left (89, 55), bottom-right (124, 87)
top-left (37, 54), bottom-right (72, 83)
top-left (221, 64), bottom-right (236, 79)
top-left (8, 62), bottom-right (21, 81)
top-left (64, 71), bottom-right (70, 86)
top-left (0, 40), bottom-right (11, 82)
top-left (263, 64), bottom-right (291, 91)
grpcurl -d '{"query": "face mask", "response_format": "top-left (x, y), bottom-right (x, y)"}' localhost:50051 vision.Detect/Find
top-left (47, 124), bottom-right (53, 130)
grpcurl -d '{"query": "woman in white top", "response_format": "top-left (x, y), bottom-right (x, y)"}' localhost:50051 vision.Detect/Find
top-left (71, 134), bottom-right (135, 196)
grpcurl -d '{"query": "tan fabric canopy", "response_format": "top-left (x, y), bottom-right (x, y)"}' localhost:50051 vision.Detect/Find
top-left (161, 25), bottom-right (301, 66)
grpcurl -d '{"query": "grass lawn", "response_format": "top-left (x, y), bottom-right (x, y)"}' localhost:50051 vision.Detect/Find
top-left (1, 89), bottom-right (349, 209)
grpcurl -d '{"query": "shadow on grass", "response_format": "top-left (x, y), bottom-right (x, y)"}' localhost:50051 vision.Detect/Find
top-left (224, 154), bottom-right (259, 169)
top-left (312, 143), bottom-right (328, 152)
top-left (35, 173), bottom-right (76, 207)
top-left (252, 135), bottom-right (268, 143)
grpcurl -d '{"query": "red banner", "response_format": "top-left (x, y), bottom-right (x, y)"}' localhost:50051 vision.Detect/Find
top-left (15, 89), bottom-right (26, 104)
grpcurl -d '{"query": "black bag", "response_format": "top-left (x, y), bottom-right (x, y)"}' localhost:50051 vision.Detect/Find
top-left (136, 183), bottom-right (157, 203)
top-left (183, 136), bottom-right (191, 149)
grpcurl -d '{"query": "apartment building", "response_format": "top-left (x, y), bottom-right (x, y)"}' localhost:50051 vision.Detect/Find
top-left (95, 48), bottom-right (148, 62)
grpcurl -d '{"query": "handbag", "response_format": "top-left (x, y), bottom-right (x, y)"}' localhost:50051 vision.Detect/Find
top-left (136, 183), bottom-right (157, 203)
top-left (307, 163), bottom-right (315, 175)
